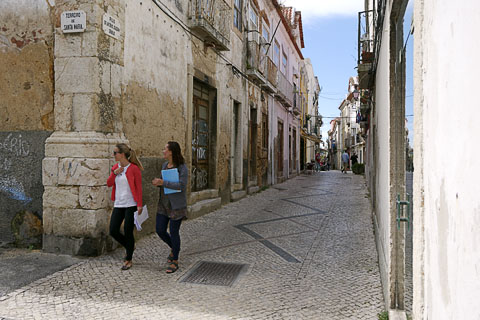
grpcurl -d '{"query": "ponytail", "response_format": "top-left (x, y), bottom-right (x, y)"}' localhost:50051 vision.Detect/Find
top-left (128, 149), bottom-right (144, 171)
top-left (116, 143), bottom-right (144, 171)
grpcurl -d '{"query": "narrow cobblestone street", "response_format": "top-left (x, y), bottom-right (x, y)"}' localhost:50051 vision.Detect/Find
top-left (0, 171), bottom-right (384, 320)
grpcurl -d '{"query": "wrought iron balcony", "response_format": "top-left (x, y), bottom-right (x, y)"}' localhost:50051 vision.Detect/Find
top-left (189, 0), bottom-right (231, 51)
top-left (262, 57), bottom-right (277, 93)
top-left (357, 10), bottom-right (374, 89)
top-left (275, 71), bottom-right (293, 107)
top-left (246, 41), bottom-right (266, 84)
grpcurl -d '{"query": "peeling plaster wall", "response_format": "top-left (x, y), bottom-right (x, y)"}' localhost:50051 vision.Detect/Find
top-left (0, 0), bottom-right (55, 131)
top-left (122, 1), bottom-right (190, 231)
top-left (123, 0), bottom-right (246, 205)
top-left (0, 0), bottom-right (55, 245)
top-left (123, 0), bottom-right (189, 156)
top-left (417, 0), bottom-right (480, 318)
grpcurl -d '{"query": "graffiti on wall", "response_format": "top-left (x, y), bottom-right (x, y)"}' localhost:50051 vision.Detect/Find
top-left (0, 133), bottom-right (33, 204)
top-left (191, 167), bottom-right (208, 190)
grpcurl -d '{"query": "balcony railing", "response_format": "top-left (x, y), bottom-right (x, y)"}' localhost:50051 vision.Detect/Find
top-left (357, 10), bottom-right (374, 89)
top-left (276, 71), bottom-right (293, 107)
top-left (189, 0), bottom-right (231, 51)
top-left (293, 91), bottom-right (301, 110)
top-left (246, 41), bottom-right (266, 84)
top-left (265, 57), bottom-right (277, 87)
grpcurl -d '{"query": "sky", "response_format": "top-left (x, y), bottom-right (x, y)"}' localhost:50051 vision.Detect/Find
top-left (283, 0), bottom-right (414, 145)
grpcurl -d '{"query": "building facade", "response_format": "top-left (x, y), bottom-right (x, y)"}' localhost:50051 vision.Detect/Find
top-left (357, 0), bottom-right (480, 318)
top-left (0, 0), bottom-right (311, 255)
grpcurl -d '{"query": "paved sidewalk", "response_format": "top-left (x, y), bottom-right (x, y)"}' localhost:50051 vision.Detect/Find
top-left (0, 171), bottom-right (384, 320)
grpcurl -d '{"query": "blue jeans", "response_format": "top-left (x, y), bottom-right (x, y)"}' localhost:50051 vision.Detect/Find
top-left (156, 213), bottom-right (183, 260)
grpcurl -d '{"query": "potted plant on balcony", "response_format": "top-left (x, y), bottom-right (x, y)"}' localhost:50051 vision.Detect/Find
top-left (361, 51), bottom-right (374, 63)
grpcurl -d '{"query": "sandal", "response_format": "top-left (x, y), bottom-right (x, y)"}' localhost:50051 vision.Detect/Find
top-left (167, 252), bottom-right (174, 263)
top-left (121, 260), bottom-right (132, 270)
top-left (166, 261), bottom-right (178, 274)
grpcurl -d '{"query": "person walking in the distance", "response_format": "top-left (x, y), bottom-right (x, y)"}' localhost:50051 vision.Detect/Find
top-left (341, 150), bottom-right (350, 173)
top-left (107, 143), bottom-right (144, 270)
top-left (152, 141), bottom-right (188, 274)
top-left (351, 153), bottom-right (358, 166)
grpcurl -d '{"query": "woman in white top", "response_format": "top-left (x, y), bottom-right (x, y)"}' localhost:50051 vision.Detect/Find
top-left (107, 143), bottom-right (143, 270)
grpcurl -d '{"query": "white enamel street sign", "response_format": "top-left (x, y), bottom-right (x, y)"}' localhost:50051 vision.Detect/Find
top-left (61, 11), bottom-right (86, 33)
top-left (102, 14), bottom-right (121, 40)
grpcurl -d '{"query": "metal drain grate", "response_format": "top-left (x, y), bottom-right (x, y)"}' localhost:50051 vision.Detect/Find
top-left (179, 261), bottom-right (248, 287)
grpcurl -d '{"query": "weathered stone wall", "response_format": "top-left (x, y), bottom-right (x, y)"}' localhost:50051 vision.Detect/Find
top-left (0, 0), bottom-right (55, 246)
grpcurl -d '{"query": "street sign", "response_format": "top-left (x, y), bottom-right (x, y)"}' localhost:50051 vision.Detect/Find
top-left (61, 11), bottom-right (86, 33)
top-left (102, 14), bottom-right (121, 40)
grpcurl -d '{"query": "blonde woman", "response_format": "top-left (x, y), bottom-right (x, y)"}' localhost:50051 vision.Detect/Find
top-left (107, 143), bottom-right (144, 270)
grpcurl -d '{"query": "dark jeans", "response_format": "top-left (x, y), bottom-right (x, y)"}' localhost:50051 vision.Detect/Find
top-left (156, 213), bottom-right (183, 260)
top-left (109, 206), bottom-right (136, 261)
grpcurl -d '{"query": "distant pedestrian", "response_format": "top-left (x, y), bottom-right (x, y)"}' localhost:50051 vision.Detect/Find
top-left (341, 150), bottom-right (350, 173)
top-left (315, 152), bottom-right (321, 171)
top-left (152, 141), bottom-right (188, 274)
top-left (107, 143), bottom-right (144, 270)
top-left (351, 153), bottom-right (358, 165)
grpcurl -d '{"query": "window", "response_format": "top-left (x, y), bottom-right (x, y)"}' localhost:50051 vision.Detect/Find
top-left (281, 51), bottom-right (287, 75)
top-left (273, 41), bottom-right (280, 66)
top-left (249, 7), bottom-right (258, 31)
top-left (234, 0), bottom-right (242, 31)
top-left (262, 113), bottom-right (268, 149)
top-left (261, 23), bottom-right (269, 56)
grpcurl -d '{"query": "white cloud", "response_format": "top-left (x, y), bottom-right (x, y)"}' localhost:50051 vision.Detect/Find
top-left (281, 0), bottom-right (364, 21)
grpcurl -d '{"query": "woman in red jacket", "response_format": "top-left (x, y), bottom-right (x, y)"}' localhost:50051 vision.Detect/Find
top-left (107, 143), bottom-right (143, 270)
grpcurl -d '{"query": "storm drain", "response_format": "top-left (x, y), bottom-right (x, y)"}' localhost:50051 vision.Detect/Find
top-left (179, 261), bottom-right (248, 287)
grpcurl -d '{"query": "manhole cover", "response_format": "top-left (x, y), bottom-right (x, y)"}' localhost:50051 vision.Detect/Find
top-left (179, 261), bottom-right (248, 287)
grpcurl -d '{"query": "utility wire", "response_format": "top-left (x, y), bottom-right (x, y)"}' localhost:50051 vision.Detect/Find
top-left (151, 0), bottom-right (272, 93)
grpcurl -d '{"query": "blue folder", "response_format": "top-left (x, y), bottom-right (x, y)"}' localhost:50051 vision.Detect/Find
top-left (162, 168), bottom-right (181, 195)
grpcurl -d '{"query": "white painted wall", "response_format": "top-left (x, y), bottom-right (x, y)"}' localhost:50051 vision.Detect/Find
top-left (370, 0), bottom-right (392, 307)
top-left (415, 0), bottom-right (480, 318)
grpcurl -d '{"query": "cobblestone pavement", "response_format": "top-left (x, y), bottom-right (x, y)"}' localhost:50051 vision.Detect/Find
top-left (0, 171), bottom-right (384, 320)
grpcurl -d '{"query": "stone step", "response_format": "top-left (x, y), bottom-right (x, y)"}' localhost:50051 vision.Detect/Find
top-left (247, 186), bottom-right (260, 195)
top-left (231, 190), bottom-right (247, 202)
top-left (187, 197), bottom-right (221, 219)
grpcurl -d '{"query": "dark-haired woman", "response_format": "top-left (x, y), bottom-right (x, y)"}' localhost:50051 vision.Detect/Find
top-left (107, 143), bottom-right (144, 270)
top-left (152, 141), bottom-right (188, 274)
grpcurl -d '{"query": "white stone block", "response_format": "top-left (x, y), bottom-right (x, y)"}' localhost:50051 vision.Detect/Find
top-left (44, 132), bottom-right (128, 158)
top-left (58, 158), bottom-right (110, 186)
top-left (43, 186), bottom-right (79, 208)
top-left (54, 33), bottom-right (82, 58)
top-left (42, 157), bottom-right (59, 186)
top-left (73, 93), bottom-right (99, 131)
top-left (87, 208), bottom-right (110, 237)
top-left (44, 206), bottom-right (110, 238)
top-left (55, 57), bottom-right (100, 94)
top-left (42, 207), bottom-right (55, 234)
top-left (79, 186), bottom-right (110, 209)
top-left (81, 31), bottom-right (98, 57)
top-left (54, 94), bottom-right (73, 131)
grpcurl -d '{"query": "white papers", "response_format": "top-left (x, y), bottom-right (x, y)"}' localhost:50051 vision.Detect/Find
top-left (134, 205), bottom-right (148, 231)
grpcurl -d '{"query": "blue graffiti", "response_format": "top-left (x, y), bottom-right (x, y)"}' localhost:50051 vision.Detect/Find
top-left (0, 178), bottom-right (32, 204)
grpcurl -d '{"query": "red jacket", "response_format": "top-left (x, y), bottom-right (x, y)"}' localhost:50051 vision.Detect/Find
top-left (107, 163), bottom-right (142, 207)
